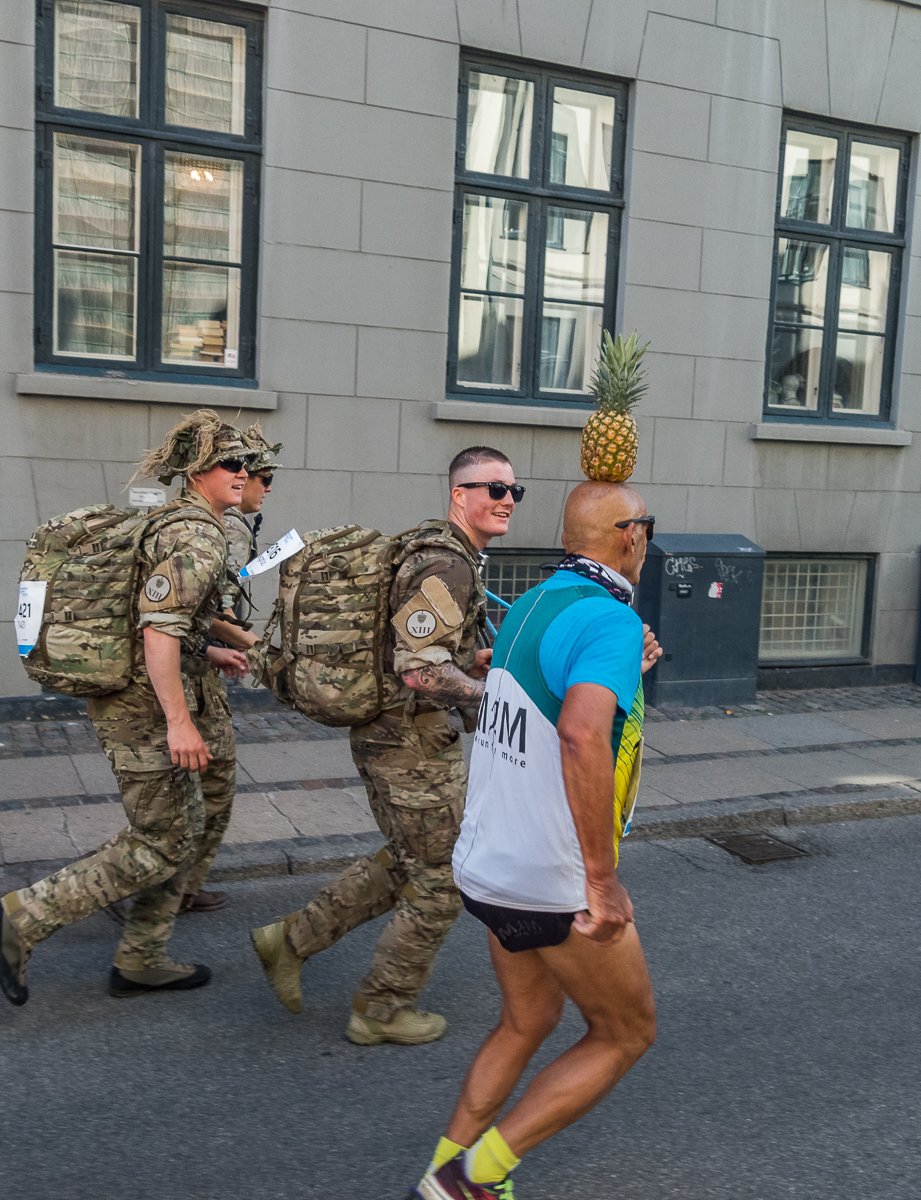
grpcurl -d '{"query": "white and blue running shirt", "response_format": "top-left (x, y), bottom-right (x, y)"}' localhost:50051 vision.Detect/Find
top-left (453, 569), bottom-right (644, 912)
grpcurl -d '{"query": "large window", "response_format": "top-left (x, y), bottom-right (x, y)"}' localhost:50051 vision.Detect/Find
top-left (759, 555), bottom-right (874, 664)
top-left (765, 118), bottom-right (909, 423)
top-left (35, 0), bottom-right (263, 381)
top-left (448, 56), bottom-right (627, 406)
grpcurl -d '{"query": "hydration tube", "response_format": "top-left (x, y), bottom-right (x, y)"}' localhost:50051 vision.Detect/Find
top-left (484, 588), bottom-right (511, 639)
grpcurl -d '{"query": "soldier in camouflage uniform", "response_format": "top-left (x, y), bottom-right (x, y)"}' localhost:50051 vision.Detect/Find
top-left (178, 425), bottom-right (283, 914)
top-left (0, 411), bottom-right (258, 1006)
top-left (251, 446), bottom-right (524, 1046)
top-left (219, 422), bottom-right (282, 616)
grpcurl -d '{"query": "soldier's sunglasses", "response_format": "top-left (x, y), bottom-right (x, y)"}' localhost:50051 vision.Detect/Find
top-left (614, 515), bottom-right (655, 540)
top-left (457, 482), bottom-right (526, 503)
top-left (250, 472), bottom-right (274, 486)
top-left (217, 458), bottom-right (252, 473)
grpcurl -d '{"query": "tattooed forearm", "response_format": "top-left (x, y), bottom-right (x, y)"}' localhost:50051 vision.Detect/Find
top-left (402, 662), bottom-right (485, 707)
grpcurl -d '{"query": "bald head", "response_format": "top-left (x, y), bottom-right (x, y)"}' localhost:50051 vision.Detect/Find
top-left (562, 481), bottom-right (650, 585)
top-left (563, 482), bottom-right (643, 554)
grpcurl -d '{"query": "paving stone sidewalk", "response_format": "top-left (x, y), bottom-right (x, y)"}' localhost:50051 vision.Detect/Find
top-left (4, 684), bottom-right (921, 889)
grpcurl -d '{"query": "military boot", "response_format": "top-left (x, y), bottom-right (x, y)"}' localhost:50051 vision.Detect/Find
top-left (109, 960), bottom-right (211, 998)
top-left (250, 915), bottom-right (306, 1014)
top-left (0, 903), bottom-right (30, 1007)
top-left (346, 1005), bottom-right (447, 1046)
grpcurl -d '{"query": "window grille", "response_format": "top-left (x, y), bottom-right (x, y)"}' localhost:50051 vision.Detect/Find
top-left (759, 557), bottom-right (871, 662)
top-left (483, 551), bottom-right (558, 628)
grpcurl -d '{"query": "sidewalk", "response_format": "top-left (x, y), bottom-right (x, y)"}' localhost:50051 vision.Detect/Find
top-left (3, 683), bottom-right (921, 889)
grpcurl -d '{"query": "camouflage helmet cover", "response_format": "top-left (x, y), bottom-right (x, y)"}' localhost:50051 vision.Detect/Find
top-left (242, 421), bottom-right (283, 472)
top-left (132, 409), bottom-right (258, 486)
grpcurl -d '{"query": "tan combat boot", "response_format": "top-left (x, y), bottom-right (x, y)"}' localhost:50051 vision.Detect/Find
top-left (250, 916), bottom-right (306, 1014)
top-left (346, 1005), bottom-right (447, 1046)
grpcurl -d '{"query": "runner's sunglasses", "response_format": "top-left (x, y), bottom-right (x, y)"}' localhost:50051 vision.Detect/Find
top-left (614, 515), bottom-right (655, 540)
top-left (456, 482), bottom-right (526, 503)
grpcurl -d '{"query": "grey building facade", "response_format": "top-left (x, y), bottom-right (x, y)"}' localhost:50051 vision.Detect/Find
top-left (4, 0), bottom-right (921, 701)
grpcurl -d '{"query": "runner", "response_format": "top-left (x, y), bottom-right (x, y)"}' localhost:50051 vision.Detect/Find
top-left (408, 480), bottom-right (662, 1199)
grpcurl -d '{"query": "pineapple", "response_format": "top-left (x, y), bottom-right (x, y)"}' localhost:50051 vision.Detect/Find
top-left (580, 329), bottom-right (649, 482)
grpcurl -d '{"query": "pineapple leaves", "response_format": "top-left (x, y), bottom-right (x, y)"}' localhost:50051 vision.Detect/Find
top-left (590, 328), bottom-right (650, 414)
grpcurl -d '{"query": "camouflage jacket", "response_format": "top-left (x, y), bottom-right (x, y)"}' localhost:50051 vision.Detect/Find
top-left (221, 507), bottom-right (254, 611)
top-left (136, 490), bottom-right (228, 668)
top-left (385, 521), bottom-right (486, 710)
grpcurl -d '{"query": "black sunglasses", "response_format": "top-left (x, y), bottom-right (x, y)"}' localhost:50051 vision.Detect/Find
top-left (614, 515), bottom-right (655, 540)
top-left (457, 481), bottom-right (526, 503)
top-left (250, 472), bottom-right (274, 486)
top-left (217, 457), bottom-right (253, 474)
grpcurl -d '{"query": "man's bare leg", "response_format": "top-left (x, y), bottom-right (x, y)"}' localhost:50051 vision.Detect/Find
top-left (445, 922), bottom-right (655, 1157)
top-left (445, 933), bottom-right (566, 1148)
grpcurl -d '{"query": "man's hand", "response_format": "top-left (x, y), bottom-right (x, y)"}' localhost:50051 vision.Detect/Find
top-left (206, 644), bottom-right (249, 681)
top-left (143, 627), bottom-right (214, 773)
top-left (167, 719), bottom-right (214, 773)
top-left (470, 648), bottom-right (493, 679)
top-left (573, 874), bottom-right (635, 945)
top-left (641, 624), bottom-right (663, 675)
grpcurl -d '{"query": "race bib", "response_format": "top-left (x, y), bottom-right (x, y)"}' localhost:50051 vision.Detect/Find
top-left (15, 581), bottom-right (47, 657)
top-left (239, 529), bottom-right (306, 580)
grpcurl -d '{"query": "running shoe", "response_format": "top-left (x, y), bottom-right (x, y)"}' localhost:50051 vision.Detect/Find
top-left (411, 1158), bottom-right (516, 1199)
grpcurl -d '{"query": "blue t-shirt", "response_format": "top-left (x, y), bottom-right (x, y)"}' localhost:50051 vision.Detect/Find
top-left (537, 569), bottom-right (644, 711)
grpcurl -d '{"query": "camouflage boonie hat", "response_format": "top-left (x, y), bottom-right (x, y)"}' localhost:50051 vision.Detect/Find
top-left (243, 421), bottom-right (283, 473)
top-left (133, 409), bottom-right (258, 486)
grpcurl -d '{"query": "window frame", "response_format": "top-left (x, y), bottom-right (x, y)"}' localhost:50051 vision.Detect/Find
top-left (33, 0), bottom-right (264, 383)
top-left (447, 53), bottom-right (628, 409)
top-left (757, 551), bottom-right (876, 668)
top-left (764, 115), bottom-right (911, 426)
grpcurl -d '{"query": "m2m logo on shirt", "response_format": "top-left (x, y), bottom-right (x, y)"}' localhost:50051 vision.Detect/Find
top-left (475, 691), bottom-right (527, 765)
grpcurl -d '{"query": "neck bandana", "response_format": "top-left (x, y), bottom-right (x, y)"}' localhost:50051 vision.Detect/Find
top-left (555, 554), bottom-right (633, 606)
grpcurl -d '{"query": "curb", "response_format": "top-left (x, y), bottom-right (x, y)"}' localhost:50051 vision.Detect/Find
top-left (0, 685), bottom-right (287, 723)
top-left (629, 782), bottom-right (921, 841)
top-left (2, 785), bottom-right (920, 890)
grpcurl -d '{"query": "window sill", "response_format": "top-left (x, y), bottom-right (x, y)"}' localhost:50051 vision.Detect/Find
top-left (749, 422), bottom-right (911, 447)
top-left (431, 400), bottom-right (590, 428)
top-left (16, 373), bottom-right (278, 411)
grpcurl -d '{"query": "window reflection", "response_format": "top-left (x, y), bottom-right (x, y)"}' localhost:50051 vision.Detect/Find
top-left (55, 0), bottom-right (139, 118)
top-left (550, 88), bottom-right (615, 191)
top-left (781, 131), bottom-right (837, 223)
top-left (164, 154), bottom-right (243, 263)
top-left (465, 72), bottom-right (533, 178)
top-left (847, 142), bottom-right (899, 233)
top-left (165, 13), bottom-right (246, 135)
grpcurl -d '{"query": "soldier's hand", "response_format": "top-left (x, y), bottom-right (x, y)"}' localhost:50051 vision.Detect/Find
top-left (206, 644), bottom-right (250, 680)
top-left (470, 648), bottom-right (493, 679)
top-left (168, 720), bottom-right (214, 773)
top-left (641, 624), bottom-right (663, 676)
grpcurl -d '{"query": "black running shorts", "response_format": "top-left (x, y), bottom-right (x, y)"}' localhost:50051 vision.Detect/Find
top-left (460, 891), bottom-right (576, 953)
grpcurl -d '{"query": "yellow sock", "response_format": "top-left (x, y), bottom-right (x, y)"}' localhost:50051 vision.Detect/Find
top-left (465, 1127), bottom-right (520, 1185)
top-left (428, 1136), bottom-right (466, 1173)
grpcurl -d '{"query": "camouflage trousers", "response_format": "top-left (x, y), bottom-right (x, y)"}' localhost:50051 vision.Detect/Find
top-left (286, 708), bottom-right (466, 1022)
top-left (2, 668), bottom-right (235, 970)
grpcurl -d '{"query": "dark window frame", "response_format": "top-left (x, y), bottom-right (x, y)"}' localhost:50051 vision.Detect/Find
top-left (447, 52), bottom-right (628, 410)
top-left (757, 551), bottom-right (876, 668)
top-left (34, 0), bottom-right (264, 384)
top-left (764, 115), bottom-right (911, 426)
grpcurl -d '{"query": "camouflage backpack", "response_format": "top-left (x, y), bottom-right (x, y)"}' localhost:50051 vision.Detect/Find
top-left (250, 522), bottom-right (480, 727)
top-left (19, 502), bottom-right (224, 698)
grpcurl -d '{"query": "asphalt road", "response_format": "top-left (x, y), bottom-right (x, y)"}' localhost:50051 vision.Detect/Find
top-left (1, 816), bottom-right (919, 1200)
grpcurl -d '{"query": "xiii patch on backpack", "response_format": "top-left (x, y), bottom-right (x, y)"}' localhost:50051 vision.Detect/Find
top-left (250, 522), bottom-right (479, 728)
top-left (18, 502), bottom-right (223, 698)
